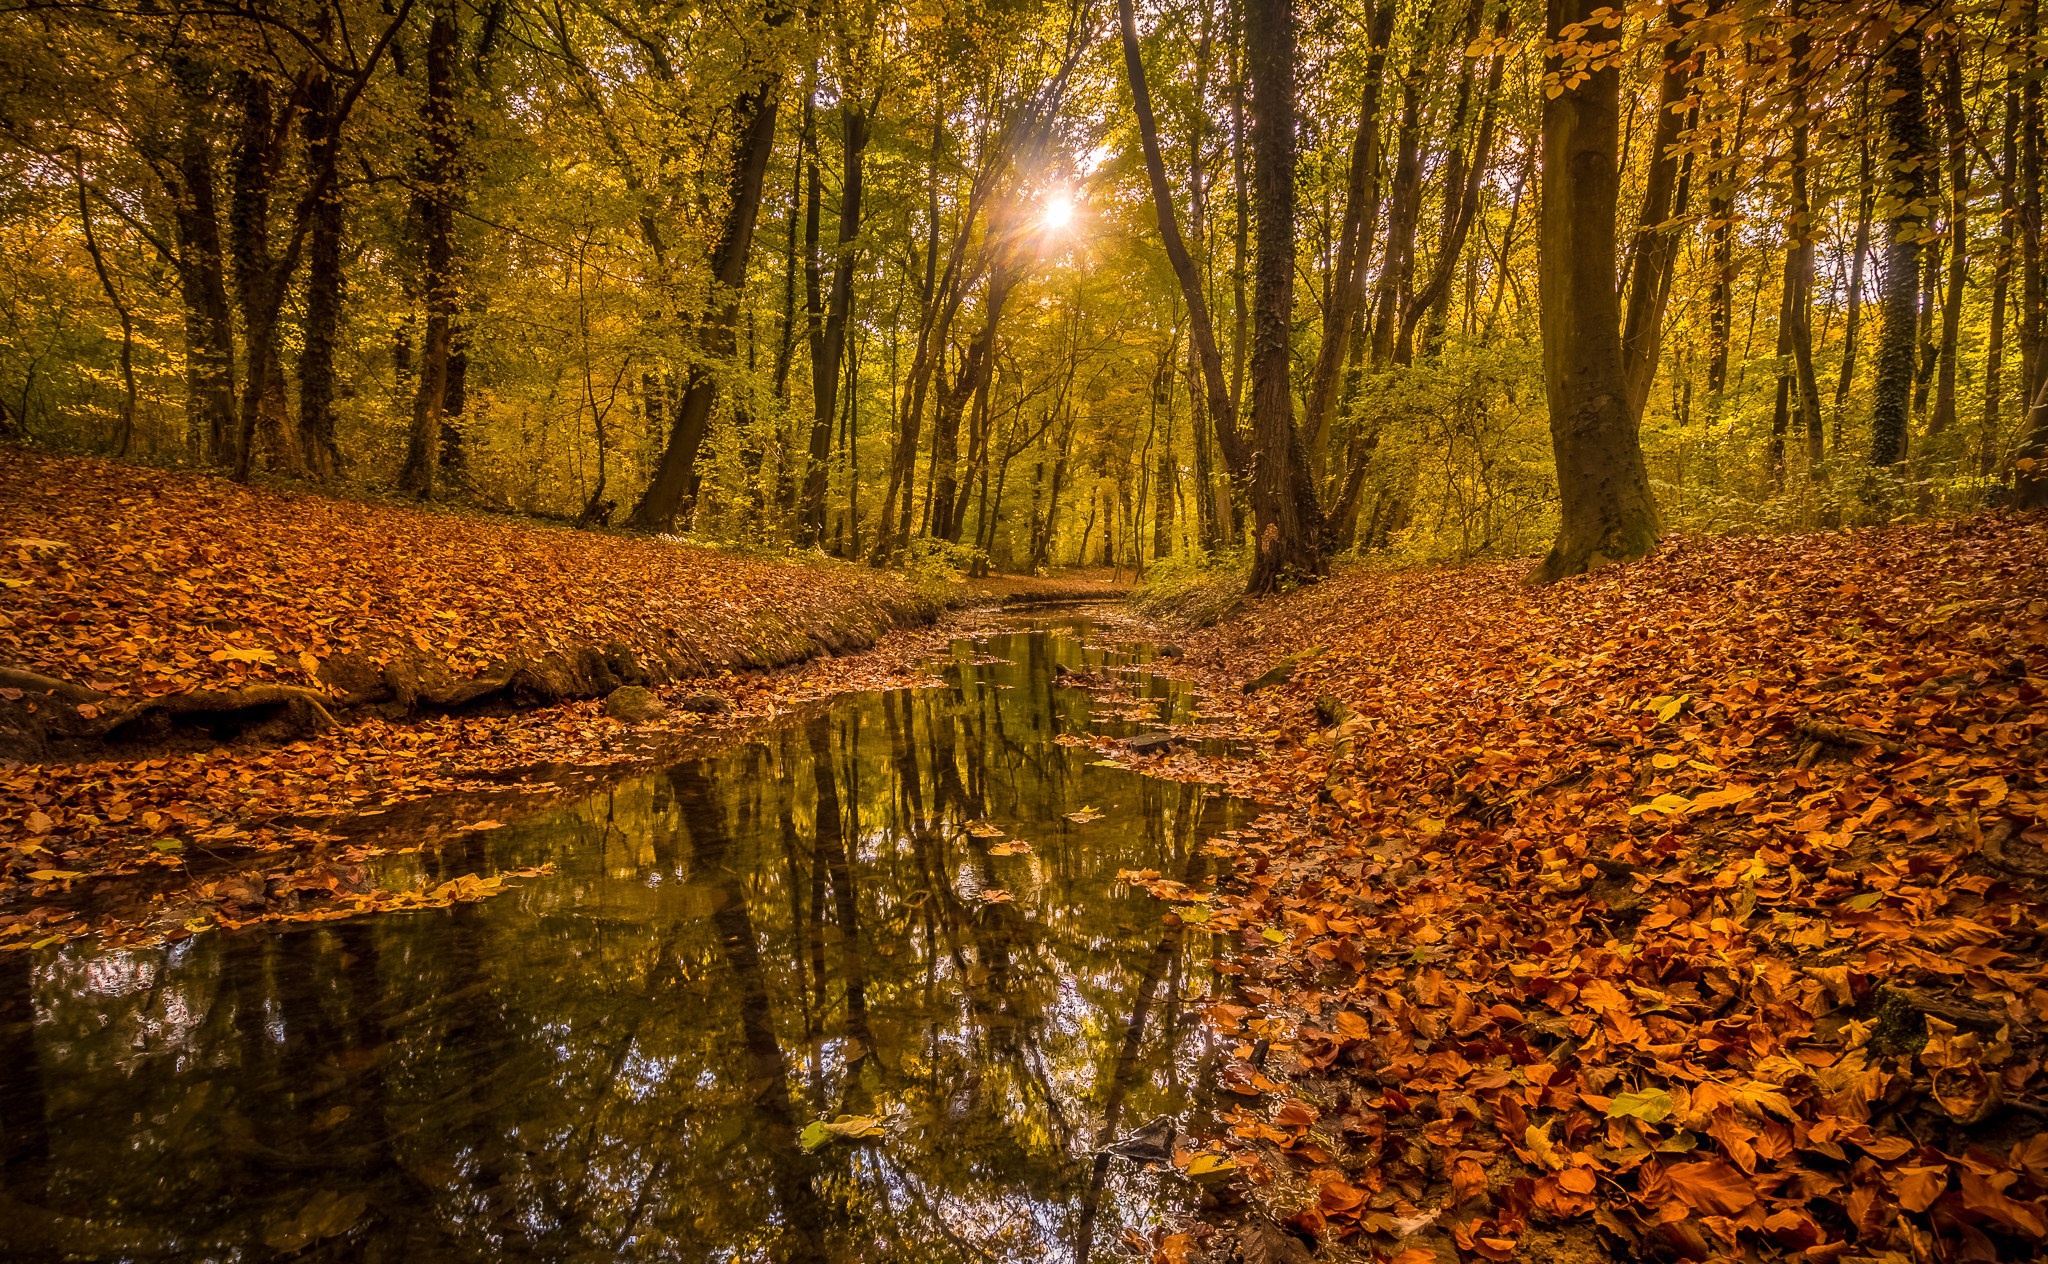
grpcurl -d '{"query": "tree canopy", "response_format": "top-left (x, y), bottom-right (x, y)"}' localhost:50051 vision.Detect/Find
top-left (1, 0), bottom-right (2042, 588)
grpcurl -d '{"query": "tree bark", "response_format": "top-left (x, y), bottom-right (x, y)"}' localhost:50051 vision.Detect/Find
top-left (1834, 79), bottom-right (1874, 447)
top-left (167, 80), bottom-right (238, 463)
top-left (1243, 0), bottom-right (1324, 594)
top-left (1870, 22), bottom-right (1932, 470)
top-left (1928, 39), bottom-right (1967, 438)
top-left (74, 157), bottom-right (137, 458)
top-left (1530, 0), bottom-right (1661, 583)
top-left (1117, 0), bottom-right (1251, 502)
top-left (399, 8), bottom-right (460, 498)
top-left (1984, 71), bottom-right (2018, 476)
top-left (1301, 0), bottom-right (1395, 472)
top-left (627, 0), bottom-right (795, 530)
top-left (801, 100), bottom-right (868, 545)
top-left (1618, 3), bottom-right (1698, 424)
top-left (299, 66), bottom-right (344, 481)
top-left (1396, 0), bottom-right (1507, 367)
top-left (2015, 0), bottom-right (2048, 503)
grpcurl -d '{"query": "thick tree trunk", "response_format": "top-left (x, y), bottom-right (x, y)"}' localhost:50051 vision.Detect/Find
top-left (628, 0), bottom-right (793, 530)
top-left (1530, 0), bottom-right (1661, 584)
top-left (1243, 0), bottom-right (1324, 594)
top-left (800, 103), bottom-right (868, 545)
top-left (1870, 24), bottom-right (1932, 470)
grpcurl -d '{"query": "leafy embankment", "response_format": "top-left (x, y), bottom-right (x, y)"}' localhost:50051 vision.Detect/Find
top-left (1129, 516), bottom-right (2048, 1262)
top-left (0, 449), bottom-right (945, 902)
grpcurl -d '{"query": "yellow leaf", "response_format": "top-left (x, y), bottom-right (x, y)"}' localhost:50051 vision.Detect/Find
top-left (1629, 793), bottom-right (1693, 816)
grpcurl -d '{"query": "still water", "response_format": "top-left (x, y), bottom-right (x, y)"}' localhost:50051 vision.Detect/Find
top-left (1, 621), bottom-right (1249, 1261)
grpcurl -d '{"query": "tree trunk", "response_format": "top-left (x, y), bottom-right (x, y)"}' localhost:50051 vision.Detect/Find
top-left (1984, 71), bottom-right (2018, 476)
top-left (299, 67), bottom-right (344, 481)
top-left (2015, 0), bottom-right (2048, 504)
top-left (1301, 0), bottom-right (1396, 472)
top-left (1530, 0), bottom-right (1661, 583)
top-left (801, 102), bottom-right (868, 544)
top-left (1366, 65), bottom-right (1423, 369)
top-left (1834, 79), bottom-right (1874, 448)
top-left (1243, 0), bottom-right (1324, 594)
top-left (75, 158), bottom-right (137, 458)
top-left (1116, 0), bottom-right (1251, 502)
top-left (1619, 3), bottom-right (1698, 424)
top-left (1396, 0), bottom-right (1506, 366)
top-left (399, 9), bottom-right (460, 498)
top-left (168, 86), bottom-right (238, 464)
top-left (1870, 23), bottom-right (1932, 470)
top-left (627, 0), bottom-right (794, 530)
top-left (1928, 40), bottom-right (1967, 439)
top-left (229, 70), bottom-right (305, 481)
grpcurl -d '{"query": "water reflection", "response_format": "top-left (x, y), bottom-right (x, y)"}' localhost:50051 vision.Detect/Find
top-left (1, 624), bottom-right (1245, 1261)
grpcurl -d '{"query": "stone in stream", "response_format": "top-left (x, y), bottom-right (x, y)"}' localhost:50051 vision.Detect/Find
top-left (679, 690), bottom-right (730, 715)
top-left (603, 685), bottom-right (665, 723)
top-left (1127, 732), bottom-right (1174, 755)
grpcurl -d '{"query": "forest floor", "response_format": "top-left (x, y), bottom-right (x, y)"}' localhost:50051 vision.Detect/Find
top-left (1095, 514), bottom-right (2048, 1264)
top-left (0, 448), bottom-right (964, 945)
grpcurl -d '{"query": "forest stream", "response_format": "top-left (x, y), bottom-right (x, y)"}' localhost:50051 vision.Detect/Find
top-left (0, 615), bottom-right (1252, 1262)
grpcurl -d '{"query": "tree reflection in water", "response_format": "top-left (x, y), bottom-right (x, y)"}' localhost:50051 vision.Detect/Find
top-left (0, 622), bottom-right (1247, 1261)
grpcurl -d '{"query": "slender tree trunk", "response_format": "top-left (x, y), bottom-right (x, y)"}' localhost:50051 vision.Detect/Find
top-left (1783, 6), bottom-right (1823, 473)
top-left (74, 158), bottom-right (137, 458)
top-left (1301, 0), bottom-right (1395, 472)
top-left (2016, 0), bottom-right (2048, 503)
top-left (1116, 0), bottom-right (1251, 502)
top-left (1835, 80), bottom-right (1874, 448)
top-left (1984, 72), bottom-right (2018, 476)
top-left (399, 9), bottom-right (461, 498)
top-left (1531, 0), bottom-right (1661, 583)
top-left (299, 67), bottom-right (344, 481)
top-left (1870, 21), bottom-right (1932, 470)
top-left (628, 0), bottom-right (794, 530)
top-left (1619, 3), bottom-right (1698, 424)
top-left (1244, 0), bottom-right (1324, 593)
top-left (1397, 0), bottom-right (1506, 366)
top-left (1928, 40), bottom-right (1968, 438)
top-left (168, 89), bottom-right (238, 463)
top-left (1367, 65), bottom-right (1423, 369)
top-left (801, 102), bottom-right (868, 544)
top-left (229, 71), bottom-right (305, 480)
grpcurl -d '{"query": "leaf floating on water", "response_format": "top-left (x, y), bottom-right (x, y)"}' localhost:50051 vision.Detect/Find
top-left (1066, 804), bottom-right (1104, 824)
top-left (987, 840), bottom-right (1032, 856)
top-left (977, 888), bottom-right (1014, 903)
top-left (799, 1114), bottom-right (887, 1152)
top-left (453, 819), bottom-right (504, 833)
top-left (1182, 1151), bottom-right (1237, 1180)
top-left (26, 869), bottom-right (85, 882)
top-left (964, 820), bottom-right (1007, 838)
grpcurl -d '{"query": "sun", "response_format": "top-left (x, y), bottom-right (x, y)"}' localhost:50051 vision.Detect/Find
top-left (1042, 193), bottom-right (1074, 231)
